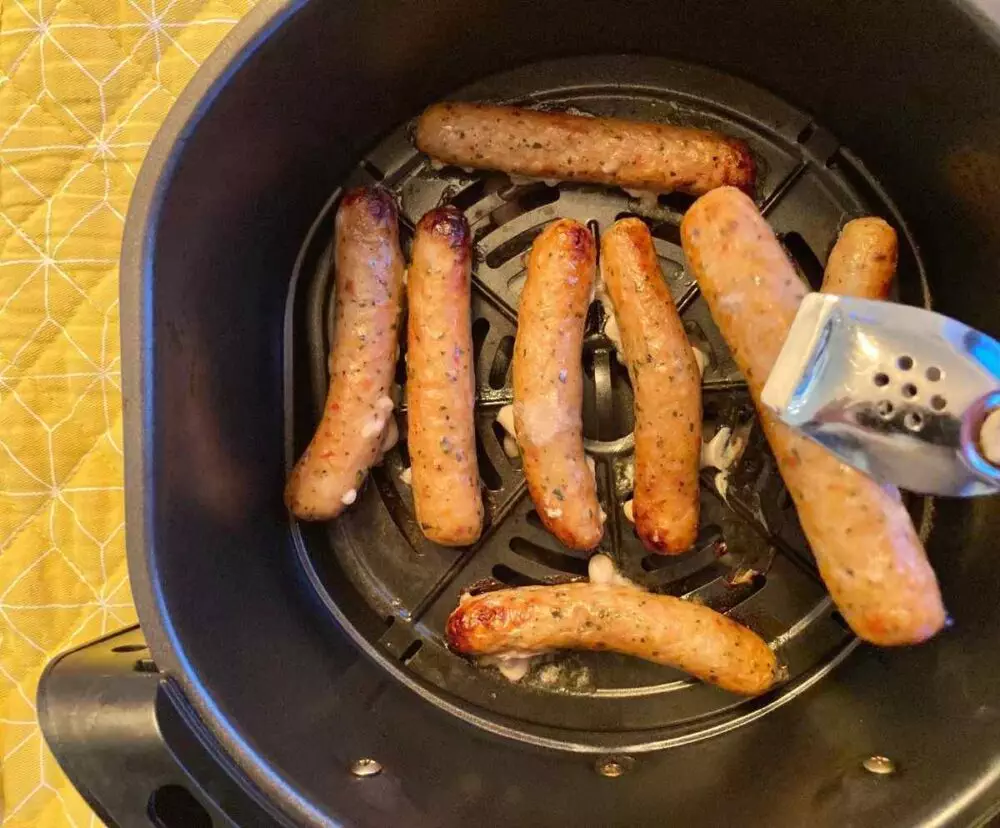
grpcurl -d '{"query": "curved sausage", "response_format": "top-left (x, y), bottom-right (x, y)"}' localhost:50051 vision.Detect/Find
top-left (407, 206), bottom-right (484, 546)
top-left (601, 219), bottom-right (701, 553)
top-left (447, 583), bottom-right (779, 696)
top-left (513, 219), bottom-right (603, 550)
top-left (681, 187), bottom-right (945, 646)
top-left (285, 186), bottom-right (404, 520)
top-left (416, 102), bottom-right (755, 196)
top-left (821, 217), bottom-right (898, 298)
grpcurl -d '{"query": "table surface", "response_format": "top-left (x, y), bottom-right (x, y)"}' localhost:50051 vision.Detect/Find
top-left (0, 2), bottom-right (252, 824)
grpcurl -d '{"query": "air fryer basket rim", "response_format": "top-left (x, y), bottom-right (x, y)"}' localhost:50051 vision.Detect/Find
top-left (287, 54), bottom-right (923, 749)
top-left (120, 1), bottom-right (1000, 826)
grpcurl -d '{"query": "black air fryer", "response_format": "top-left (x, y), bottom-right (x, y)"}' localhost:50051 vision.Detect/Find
top-left (38, 1), bottom-right (1000, 826)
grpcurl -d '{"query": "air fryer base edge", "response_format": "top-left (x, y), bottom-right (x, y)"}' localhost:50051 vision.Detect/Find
top-left (37, 626), bottom-right (286, 828)
top-left (38, 625), bottom-right (1000, 828)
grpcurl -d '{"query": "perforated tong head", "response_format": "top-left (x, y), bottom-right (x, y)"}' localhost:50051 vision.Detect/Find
top-left (762, 294), bottom-right (1000, 497)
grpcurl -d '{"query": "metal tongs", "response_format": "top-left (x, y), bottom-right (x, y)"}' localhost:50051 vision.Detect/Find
top-left (762, 294), bottom-right (1000, 497)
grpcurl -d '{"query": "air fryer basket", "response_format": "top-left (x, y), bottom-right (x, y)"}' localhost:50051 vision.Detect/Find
top-left (292, 56), bottom-right (931, 746)
top-left (119, 1), bottom-right (1000, 826)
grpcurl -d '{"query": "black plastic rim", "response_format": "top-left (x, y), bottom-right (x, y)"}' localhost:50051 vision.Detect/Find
top-left (120, 3), bottom-right (328, 826)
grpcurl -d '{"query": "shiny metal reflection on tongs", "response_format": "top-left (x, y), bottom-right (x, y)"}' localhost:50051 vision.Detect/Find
top-left (762, 294), bottom-right (1000, 497)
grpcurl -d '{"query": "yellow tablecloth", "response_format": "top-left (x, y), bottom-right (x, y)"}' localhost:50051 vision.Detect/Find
top-left (0, 2), bottom-right (252, 823)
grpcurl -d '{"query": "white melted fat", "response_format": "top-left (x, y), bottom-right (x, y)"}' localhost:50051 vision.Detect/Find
top-left (495, 404), bottom-right (520, 458)
top-left (701, 425), bottom-right (747, 499)
top-left (691, 346), bottom-right (709, 378)
top-left (622, 188), bottom-right (661, 211)
top-left (478, 652), bottom-right (538, 683)
top-left (587, 553), bottom-right (640, 589)
top-left (622, 498), bottom-right (635, 523)
top-left (506, 173), bottom-right (562, 188)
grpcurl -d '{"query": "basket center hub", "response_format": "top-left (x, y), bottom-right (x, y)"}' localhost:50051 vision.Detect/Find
top-left (581, 333), bottom-right (635, 447)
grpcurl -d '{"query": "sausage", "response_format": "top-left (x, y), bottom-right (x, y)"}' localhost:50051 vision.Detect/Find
top-left (407, 206), bottom-right (484, 545)
top-left (447, 583), bottom-right (779, 696)
top-left (821, 218), bottom-right (922, 602)
top-left (513, 219), bottom-right (603, 549)
top-left (285, 186), bottom-right (404, 520)
top-left (821, 217), bottom-right (898, 298)
top-left (680, 187), bottom-right (945, 646)
top-left (416, 102), bottom-right (755, 197)
top-left (600, 219), bottom-right (701, 553)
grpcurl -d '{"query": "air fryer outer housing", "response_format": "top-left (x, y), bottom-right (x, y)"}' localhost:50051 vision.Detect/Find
top-left (39, 1), bottom-right (1000, 826)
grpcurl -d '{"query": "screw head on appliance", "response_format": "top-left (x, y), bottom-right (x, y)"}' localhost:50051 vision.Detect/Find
top-left (862, 755), bottom-right (896, 775)
top-left (350, 758), bottom-right (383, 778)
top-left (595, 756), bottom-right (633, 778)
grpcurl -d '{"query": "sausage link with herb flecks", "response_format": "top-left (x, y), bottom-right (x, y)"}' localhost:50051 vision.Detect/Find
top-left (513, 219), bottom-right (603, 550)
top-left (821, 217), bottom-right (898, 298)
top-left (416, 102), bottom-right (755, 197)
top-left (407, 206), bottom-right (484, 546)
top-left (285, 186), bottom-right (404, 520)
top-left (681, 187), bottom-right (945, 646)
top-left (601, 219), bottom-right (701, 553)
top-left (447, 583), bottom-right (779, 696)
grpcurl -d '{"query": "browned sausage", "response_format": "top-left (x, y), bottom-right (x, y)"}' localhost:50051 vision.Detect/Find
top-left (821, 217), bottom-right (898, 298)
top-left (600, 219), bottom-right (701, 553)
top-left (681, 187), bottom-right (945, 646)
top-left (416, 102), bottom-right (755, 196)
top-left (285, 187), bottom-right (404, 520)
top-left (407, 206), bottom-right (484, 546)
top-left (447, 583), bottom-right (779, 696)
top-left (513, 219), bottom-right (603, 549)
